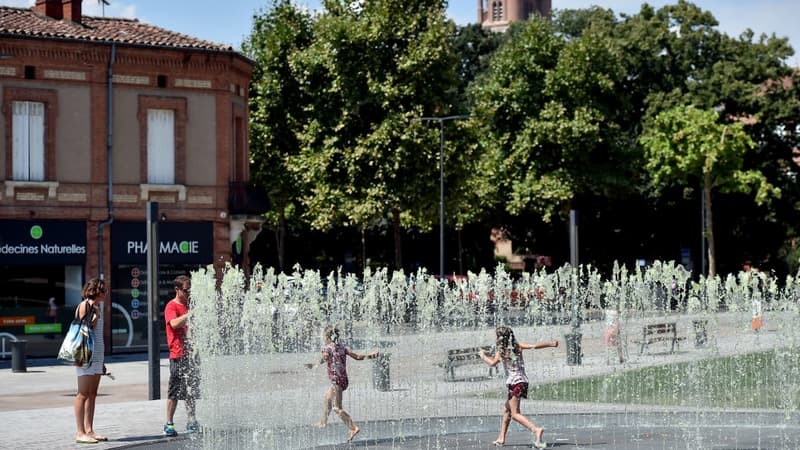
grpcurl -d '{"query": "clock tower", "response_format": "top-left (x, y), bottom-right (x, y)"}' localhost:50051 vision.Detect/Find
top-left (478, 0), bottom-right (551, 32)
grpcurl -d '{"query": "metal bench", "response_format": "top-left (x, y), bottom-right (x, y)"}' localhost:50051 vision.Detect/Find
top-left (636, 322), bottom-right (685, 354)
top-left (443, 346), bottom-right (497, 381)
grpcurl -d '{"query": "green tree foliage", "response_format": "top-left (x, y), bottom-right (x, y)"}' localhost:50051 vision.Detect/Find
top-left (616, 1), bottom-right (795, 272)
top-left (244, 0), bottom-right (314, 271)
top-left (470, 15), bottom-right (628, 222)
top-left (552, 6), bottom-right (616, 40)
top-left (450, 23), bottom-right (505, 112)
top-left (291, 0), bottom-right (458, 269)
top-left (640, 105), bottom-right (779, 275)
top-left (242, 0), bottom-right (799, 275)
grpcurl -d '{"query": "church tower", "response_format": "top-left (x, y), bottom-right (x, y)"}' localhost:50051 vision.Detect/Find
top-left (478, 0), bottom-right (551, 32)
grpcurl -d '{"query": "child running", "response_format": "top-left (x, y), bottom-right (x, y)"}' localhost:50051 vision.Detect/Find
top-left (309, 326), bottom-right (379, 443)
top-left (479, 326), bottom-right (558, 448)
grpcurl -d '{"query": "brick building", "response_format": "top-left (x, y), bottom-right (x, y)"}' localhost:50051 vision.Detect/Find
top-left (0, 0), bottom-right (263, 356)
top-left (478, 0), bottom-right (551, 32)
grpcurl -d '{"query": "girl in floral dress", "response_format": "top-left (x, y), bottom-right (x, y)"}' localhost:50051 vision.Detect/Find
top-left (480, 326), bottom-right (558, 448)
top-left (311, 326), bottom-right (379, 443)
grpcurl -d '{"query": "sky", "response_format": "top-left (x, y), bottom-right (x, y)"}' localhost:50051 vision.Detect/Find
top-left (3, 0), bottom-right (799, 66)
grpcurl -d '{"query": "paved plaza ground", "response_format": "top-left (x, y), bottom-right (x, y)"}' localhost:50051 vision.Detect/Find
top-left (1, 311), bottom-right (798, 449)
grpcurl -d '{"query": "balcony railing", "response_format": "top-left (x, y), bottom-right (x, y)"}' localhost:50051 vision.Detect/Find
top-left (228, 182), bottom-right (270, 215)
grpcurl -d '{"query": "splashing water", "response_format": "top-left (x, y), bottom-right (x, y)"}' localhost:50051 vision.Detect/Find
top-left (187, 262), bottom-right (800, 449)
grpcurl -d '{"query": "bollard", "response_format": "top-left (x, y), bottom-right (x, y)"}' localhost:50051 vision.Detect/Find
top-left (564, 332), bottom-right (582, 366)
top-left (693, 320), bottom-right (708, 348)
top-left (372, 352), bottom-right (390, 391)
top-left (11, 340), bottom-right (27, 373)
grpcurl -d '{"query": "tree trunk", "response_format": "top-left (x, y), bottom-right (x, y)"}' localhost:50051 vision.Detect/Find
top-left (274, 207), bottom-right (286, 272)
top-left (392, 208), bottom-right (402, 270)
top-left (705, 126), bottom-right (729, 277)
top-left (704, 172), bottom-right (716, 277)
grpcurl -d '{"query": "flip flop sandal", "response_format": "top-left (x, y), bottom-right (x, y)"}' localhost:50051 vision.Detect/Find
top-left (76, 438), bottom-right (98, 444)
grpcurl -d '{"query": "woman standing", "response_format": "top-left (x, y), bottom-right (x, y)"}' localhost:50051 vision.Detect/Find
top-left (74, 277), bottom-right (107, 444)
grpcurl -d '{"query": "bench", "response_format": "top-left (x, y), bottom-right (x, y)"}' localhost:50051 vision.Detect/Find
top-left (443, 346), bottom-right (498, 381)
top-left (636, 322), bottom-right (685, 354)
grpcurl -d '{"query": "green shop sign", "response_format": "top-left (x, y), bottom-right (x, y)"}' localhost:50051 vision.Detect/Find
top-left (25, 323), bottom-right (62, 334)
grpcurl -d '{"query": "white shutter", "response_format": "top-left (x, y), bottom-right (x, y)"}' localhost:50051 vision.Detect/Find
top-left (12, 102), bottom-right (29, 180)
top-left (147, 109), bottom-right (175, 184)
top-left (28, 102), bottom-right (45, 181)
top-left (11, 101), bottom-right (45, 181)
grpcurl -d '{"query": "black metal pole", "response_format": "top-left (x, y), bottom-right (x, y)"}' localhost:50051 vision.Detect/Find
top-left (146, 202), bottom-right (160, 400)
top-left (569, 209), bottom-right (579, 267)
top-left (418, 114), bottom-right (469, 279)
top-left (439, 120), bottom-right (445, 279)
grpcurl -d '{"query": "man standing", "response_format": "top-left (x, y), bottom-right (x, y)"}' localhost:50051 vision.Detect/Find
top-left (163, 275), bottom-right (199, 436)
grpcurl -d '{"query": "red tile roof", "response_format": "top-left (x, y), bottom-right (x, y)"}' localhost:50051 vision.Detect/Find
top-left (0, 6), bottom-right (234, 52)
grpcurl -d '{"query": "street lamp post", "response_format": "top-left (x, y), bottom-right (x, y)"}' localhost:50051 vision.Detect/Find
top-left (419, 115), bottom-right (469, 279)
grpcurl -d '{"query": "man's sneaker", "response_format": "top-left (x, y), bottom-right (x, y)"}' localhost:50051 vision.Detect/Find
top-left (186, 421), bottom-right (200, 434)
top-left (163, 422), bottom-right (178, 437)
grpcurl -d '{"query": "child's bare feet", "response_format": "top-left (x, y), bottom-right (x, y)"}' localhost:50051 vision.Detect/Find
top-left (492, 439), bottom-right (504, 446)
top-left (533, 427), bottom-right (546, 448)
top-left (347, 426), bottom-right (360, 442)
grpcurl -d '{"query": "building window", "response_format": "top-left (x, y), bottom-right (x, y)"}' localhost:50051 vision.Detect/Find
top-left (3, 87), bottom-right (57, 181)
top-left (138, 96), bottom-right (187, 185)
top-left (232, 106), bottom-right (247, 182)
top-left (147, 109), bottom-right (175, 184)
top-left (492, 1), bottom-right (504, 21)
top-left (12, 101), bottom-right (45, 181)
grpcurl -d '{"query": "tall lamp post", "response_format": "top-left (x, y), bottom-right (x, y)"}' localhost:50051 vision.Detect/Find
top-left (419, 115), bottom-right (469, 279)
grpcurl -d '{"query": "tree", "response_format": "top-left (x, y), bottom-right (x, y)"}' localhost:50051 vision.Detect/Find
top-left (552, 6), bottom-right (616, 40)
top-left (450, 23), bottom-right (505, 113)
top-left (616, 1), bottom-right (795, 273)
top-left (244, 1), bottom-right (314, 271)
top-left (470, 15), bottom-right (628, 223)
top-left (291, 0), bottom-right (458, 270)
top-left (640, 105), bottom-right (780, 276)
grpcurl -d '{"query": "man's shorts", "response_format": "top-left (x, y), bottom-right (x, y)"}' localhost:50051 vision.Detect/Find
top-left (168, 356), bottom-right (200, 400)
top-left (507, 382), bottom-right (528, 400)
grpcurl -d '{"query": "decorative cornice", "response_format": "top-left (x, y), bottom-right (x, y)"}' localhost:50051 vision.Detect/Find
top-left (0, 44), bottom-right (236, 73)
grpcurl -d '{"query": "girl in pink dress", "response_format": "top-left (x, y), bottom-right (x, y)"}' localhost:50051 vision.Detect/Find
top-left (480, 326), bottom-right (558, 448)
top-left (311, 326), bottom-right (379, 442)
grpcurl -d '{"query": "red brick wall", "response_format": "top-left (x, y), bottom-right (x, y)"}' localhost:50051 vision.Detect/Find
top-left (0, 37), bottom-right (253, 289)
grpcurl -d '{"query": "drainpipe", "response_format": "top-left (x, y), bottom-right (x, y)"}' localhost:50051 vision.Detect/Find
top-left (98, 43), bottom-right (116, 280)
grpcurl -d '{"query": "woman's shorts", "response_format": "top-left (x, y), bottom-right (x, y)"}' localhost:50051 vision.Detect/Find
top-left (507, 382), bottom-right (528, 400)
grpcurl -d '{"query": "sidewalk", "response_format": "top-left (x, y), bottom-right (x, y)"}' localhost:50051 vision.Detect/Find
top-left (0, 353), bottom-right (191, 449)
